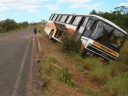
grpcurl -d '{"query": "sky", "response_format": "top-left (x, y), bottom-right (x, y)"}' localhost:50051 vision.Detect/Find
top-left (0, 0), bottom-right (128, 23)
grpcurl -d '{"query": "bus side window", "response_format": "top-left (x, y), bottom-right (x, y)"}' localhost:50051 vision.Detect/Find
top-left (60, 15), bottom-right (68, 23)
top-left (77, 17), bottom-right (87, 36)
top-left (70, 16), bottom-right (76, 24)
top-left (66, 15), bottom-right (73, 24)
top-left (56, 15), bottom-right (62, 22)
top-left (82, 17), bottom-right (97, 37)
top-left (52, 14), bottom-right (58, 21)
top-left (72, 16), bottom-right (82, 26)
top-left (49, 14), bottom-right (54, 20)
top-left (50, 14), bottom-right (55, 20)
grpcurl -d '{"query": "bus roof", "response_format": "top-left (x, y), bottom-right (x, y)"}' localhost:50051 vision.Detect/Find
top-left (89, 14), bottom-right (127, 35)
top-left (53, 13), bottom-right (128, 35)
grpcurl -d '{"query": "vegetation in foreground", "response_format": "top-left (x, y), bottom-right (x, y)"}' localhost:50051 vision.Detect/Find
top-left (39, 30), bottom-right (128, 96)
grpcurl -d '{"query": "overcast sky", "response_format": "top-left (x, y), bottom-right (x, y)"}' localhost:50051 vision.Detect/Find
top-left (0, 0), bottom-right (128, 22)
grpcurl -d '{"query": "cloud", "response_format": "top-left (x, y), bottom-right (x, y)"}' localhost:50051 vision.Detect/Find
top-left (57, 0), bottom-right (91, 4)
top-left (0, 0), bottom-right (48, 13)
top-left (119, 3), bottom-right (128, 7)
top-left (57, 0), bottom-right (91, 9)
top-left (82, 2), bottom-right (103, 10)
top-left (45, 4), bottom-right (59, 10)
top-left (57, 0), bottom-right (103, 9)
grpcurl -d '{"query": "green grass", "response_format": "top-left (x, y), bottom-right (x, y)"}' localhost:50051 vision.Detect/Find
top-left (59, 68), bottom-right (75, 86)
top-left (61, 40), bottom-right (128, 95)
top-left (103, 73), bottom-right (128, 96)
top-left (82, 86), bottom-right (99, 96)
top-left (40, 30), bottom-right (128, 96)
top-left (0, 27), bottom-right (31, 34)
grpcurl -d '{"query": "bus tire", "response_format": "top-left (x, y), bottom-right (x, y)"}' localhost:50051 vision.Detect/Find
top-left (48, 30), bottom-right (54, 40)
top-left (80, 49), bottom-right (88, 58)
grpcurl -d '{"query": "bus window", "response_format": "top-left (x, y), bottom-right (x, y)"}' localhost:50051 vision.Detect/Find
top-left (82, 17), bottom-right (88, 26)
top-left (66, 15), bottom-right (73, 23)
top-left (111, 29), bottom-right (125, 47)
top-left (60, 15), bottom-right (68, 23)
top-left (91, 21), bottom-right (126, 51)
top-left (82, 18), bottom-right (97, 37)
top-left (91, 21), bottom-right (113, 40)
top-left (49, 14), bottom-right (54, 20)
top-left (52, 14), bottom-right (58, 21)
top-left (72, 16), bottom-right (82, 26)
top-left (77, 17), bottom-right (87, 36)
top-left (56, 15), bottom-right (62, 22)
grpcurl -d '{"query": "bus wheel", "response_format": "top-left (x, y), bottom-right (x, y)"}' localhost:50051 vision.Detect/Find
top-left (48, 30), bottom-right (53, 40)
top-left (80, 49), bottom-right (88, 58)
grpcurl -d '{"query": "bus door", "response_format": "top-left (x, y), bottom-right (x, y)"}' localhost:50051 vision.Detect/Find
top-left (54, 22), bottom-right (67, 40)
top-left (80, 17), bottom-right (98, 48)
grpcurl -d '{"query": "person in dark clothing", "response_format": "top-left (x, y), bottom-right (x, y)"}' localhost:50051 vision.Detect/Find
top-left (34, 27), bottom-right (37, 34)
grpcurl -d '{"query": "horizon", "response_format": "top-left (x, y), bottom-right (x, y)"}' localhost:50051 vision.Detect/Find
top-left (0, 0), bottom-right (128, 23)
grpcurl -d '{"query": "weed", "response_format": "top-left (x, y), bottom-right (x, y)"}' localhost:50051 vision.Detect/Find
top-left (83, 86), bottom-right (99, 96)
top-left (59, 68), bottom-right (75, 86)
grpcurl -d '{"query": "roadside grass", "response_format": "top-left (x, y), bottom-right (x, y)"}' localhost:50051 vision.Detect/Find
top-left (0, 27), bottom-right (32, 34)
top-left (39, 29), bottom-right (128, 96)
top-left (63, 41), bottom-right (128, 95)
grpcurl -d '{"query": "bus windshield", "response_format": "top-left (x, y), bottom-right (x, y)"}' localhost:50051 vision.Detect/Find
top-left (91, 21), bottom-right (126, 51)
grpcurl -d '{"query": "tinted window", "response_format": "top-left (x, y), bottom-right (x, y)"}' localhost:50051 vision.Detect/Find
top-left (66, 16), bottom-right (73, 23)
top-left (72, 16), bottom-right (82, 25)
top-left (91, 21), bottom-right (126, 50)
top-left (82, 18), bottom-right (97, 37)
top-left (52, 14), bottom-right (58, 21)
top-left (56, 15), bottom-right (62, 22)
top-left (60, 15), bottom-right (68, 22)
top-left (49, 14), bottom-right (54, 20)
top-left (81, 17), bottom-right (87, 26)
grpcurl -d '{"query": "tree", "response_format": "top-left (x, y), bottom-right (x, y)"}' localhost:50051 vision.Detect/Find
top-left (90, 10), bottom-right (97, 15)
top-left (114, 6), bottom-right (128, 15)
top-left (0, 19), bottom-right (18, 32)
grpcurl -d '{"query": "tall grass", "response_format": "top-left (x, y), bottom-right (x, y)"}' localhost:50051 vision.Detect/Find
top-left (103, 73), bottom-right (128, 96)
top-left (62, 40), bottom-right (128, 95)
top-left (59, 68), bottom-right (75, 86)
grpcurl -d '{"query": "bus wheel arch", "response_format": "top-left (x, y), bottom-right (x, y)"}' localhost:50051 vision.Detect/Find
top-left (80, 49), bottom-right (88, 58)
top-left (80, 49), bottom-right (93, 58)
top-left (49, 29), bottom-right (54, 39)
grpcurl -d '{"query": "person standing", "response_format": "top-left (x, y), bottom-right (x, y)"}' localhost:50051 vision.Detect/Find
top-left (34, 27), bottom-right (37, 34)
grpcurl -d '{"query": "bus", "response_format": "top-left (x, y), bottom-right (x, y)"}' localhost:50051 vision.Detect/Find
top-left (44, 13), bottom-right (128, 61)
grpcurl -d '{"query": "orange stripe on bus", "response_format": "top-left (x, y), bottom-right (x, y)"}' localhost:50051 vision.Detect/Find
top-left (92, 42), bottom-right (119, 57)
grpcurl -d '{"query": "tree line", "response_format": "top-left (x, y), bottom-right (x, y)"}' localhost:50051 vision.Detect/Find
top-left (90, 6), bottom-right (128, 32)
top-left (0, 18), bottom-right (29, 32)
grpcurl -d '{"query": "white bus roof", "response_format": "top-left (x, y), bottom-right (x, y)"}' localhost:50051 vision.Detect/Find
top-left (89, 14), bottom-right (127, 35)
top-left (53, 13), bottom-right (128, 35)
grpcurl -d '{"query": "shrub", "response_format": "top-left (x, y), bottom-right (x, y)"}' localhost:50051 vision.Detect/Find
top-left (61, 32), bottom-right (81, 53)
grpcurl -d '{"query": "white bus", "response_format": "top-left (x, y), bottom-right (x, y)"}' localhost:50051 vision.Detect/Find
top-left (44, 13), bottom-right (127, 61)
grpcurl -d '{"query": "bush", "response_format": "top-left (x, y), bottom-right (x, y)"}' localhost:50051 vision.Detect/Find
top-left (61, 32), bottom-right (81, 53)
